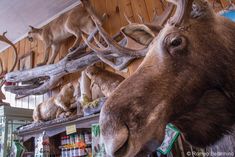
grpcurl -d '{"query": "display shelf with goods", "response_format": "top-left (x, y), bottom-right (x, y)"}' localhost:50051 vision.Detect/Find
top-left (16, 113), bottom-right (166, 157)
top-left (16, 114), bottom-right (99, 157)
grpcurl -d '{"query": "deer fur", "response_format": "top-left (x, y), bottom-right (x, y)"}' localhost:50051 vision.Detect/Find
top-left (85, 65), bottom-right (125, 97)
top-left (33, 83), bottom-right (76, 122)
top-left (99, 0), bottom-right (235, 156)
top-left (27, 3), bottom-right (96, 66)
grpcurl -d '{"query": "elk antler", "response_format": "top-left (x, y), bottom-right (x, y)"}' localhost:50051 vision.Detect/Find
top-left (83, 15), bottom-right (149, 57)
top-left (167, 0), bottom-right (193, 26)
top-left (152, 2), bottom-right (174, 26)
top-left (83, 34), bottom-right (135, 70)
top-left (124, 13), bottom-right (133, 24)
top-left (4, 28), bottom-right (128, 96)
top-left (82, 0), bottom-right (149, 58)
top-left (0, 32), bottom-right (18, 72)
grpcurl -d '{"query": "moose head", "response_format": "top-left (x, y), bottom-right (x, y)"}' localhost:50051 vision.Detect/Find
top-left (98, 0), bottom-right (235, 156)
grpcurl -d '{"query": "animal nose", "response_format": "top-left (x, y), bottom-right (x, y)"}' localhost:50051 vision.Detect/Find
top-left (101, 124), bottom-right (129, 156)
top-left (28, 37), bottom-right (33, 42)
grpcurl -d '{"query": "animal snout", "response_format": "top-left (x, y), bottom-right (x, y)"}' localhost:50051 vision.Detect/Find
top-left (101, 123), bottom-right (129, 156)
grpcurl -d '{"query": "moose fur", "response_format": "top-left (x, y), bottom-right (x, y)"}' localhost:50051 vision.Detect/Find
top-left (99, 0), bottom-right (235, 156)
top-left (27, 3), bottom-right (96, 66)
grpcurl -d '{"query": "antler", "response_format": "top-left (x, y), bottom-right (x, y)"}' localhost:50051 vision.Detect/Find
top-left (4, 28), bottom-right (126, 96)
top-left (82, 0), bottom-right (148, 58)
top-left (0, 32), bottom-right (18, 72)
top-left (81, 0), bottom-right (176, 70)
top-left (81, 0), bottom-right (146, 70)
top-left (152, 2), bottom-right (174, 26)
top-left (167, 0), bottom-right (193, 26)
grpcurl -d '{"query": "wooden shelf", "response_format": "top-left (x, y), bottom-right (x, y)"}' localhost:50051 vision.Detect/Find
top-left (17, 114), bottom-right (100, 141)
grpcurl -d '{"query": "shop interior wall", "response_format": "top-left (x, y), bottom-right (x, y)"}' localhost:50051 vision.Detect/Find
top-left (0, 0), bottom-right (231, 109)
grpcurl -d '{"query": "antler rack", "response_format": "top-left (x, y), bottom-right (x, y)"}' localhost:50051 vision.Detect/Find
top-left (4, 0), bottom-right (177, 96)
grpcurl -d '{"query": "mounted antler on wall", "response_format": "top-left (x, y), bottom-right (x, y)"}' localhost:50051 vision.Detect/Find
top-left (4, 28), bottom-right (129, 96)
top-left (4, 0), bottom-right (172, 96)
top-left (0, 32), bottom-right (18, 74)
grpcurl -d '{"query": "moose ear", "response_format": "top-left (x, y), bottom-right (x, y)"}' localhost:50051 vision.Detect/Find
top-left (121, 24), bottom-right (155, 46)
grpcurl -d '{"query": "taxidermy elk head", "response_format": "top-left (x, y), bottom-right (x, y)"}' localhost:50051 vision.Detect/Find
top-left (99, 0), bottom-right (235, 156)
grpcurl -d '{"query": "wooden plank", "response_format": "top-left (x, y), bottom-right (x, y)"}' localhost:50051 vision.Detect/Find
top-left (30, 39), bottom-right (38, 67)
top-left (7, 46), bottom-right (15, 72)
top-left (128, 59), bottom-right (143, 75)
top-left (19, 39), bottom-right (26, 57)
top-left (35, 40), bottom-right (46, 66)
top-left (144, 0), bottom-right (164, 21)
top-left (118, 0), bottom-right (135, 26)
top-left (17, 39), bottom-right (26, 108)
top-left (1, 50), bottom-right (8, 72)
top-left (91, 0), bottom-right (109, 32)
top-left (130, 0), bottom-right (150, 23)
top-left (106, 0), bottom-right (122, 35)
top-left (59, 37), bottom-right (72, 61)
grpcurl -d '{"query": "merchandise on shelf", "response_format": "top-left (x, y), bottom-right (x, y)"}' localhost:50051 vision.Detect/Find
top-left (60, 130), bottom-right (92, 157)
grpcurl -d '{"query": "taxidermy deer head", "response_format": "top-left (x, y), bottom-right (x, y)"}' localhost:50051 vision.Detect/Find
top-left (27, 2), bottom-right (97, 66)
top-left (99, 0), bottom-right (235, 156)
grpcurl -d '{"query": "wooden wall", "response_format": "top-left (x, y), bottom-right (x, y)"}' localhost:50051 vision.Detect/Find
top-left (0, 0), bottom-right (232, 109)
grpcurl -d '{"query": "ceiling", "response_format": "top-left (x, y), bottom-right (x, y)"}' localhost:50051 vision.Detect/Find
top-left (0, 0), bottom-right (80, 52)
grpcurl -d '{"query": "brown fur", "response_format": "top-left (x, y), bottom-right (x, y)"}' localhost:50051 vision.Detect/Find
top-left (99, 1), bottom-right (235, 156)
top-left (33, 83), bottom-right (76, 122)
top-left (28, 3), bottom-right (95, 66)
top-left (85, 65), bottom-right (125, 97)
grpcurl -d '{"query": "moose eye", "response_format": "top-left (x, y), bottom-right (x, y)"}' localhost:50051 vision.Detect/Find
top-left (165, 34), bottom-right (187, 56)
top-left (170, 37), bottom-right (182, 47)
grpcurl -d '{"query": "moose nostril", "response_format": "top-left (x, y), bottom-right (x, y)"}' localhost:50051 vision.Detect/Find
top-left (102, 125), bottom-right (129, 156)
top-left (170, 37), bottom-right (182, 47)
top-left (114, 136), bottom-right (129, 156)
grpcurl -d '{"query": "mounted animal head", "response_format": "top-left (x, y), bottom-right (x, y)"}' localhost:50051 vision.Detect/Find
top-left (27, 25), bottom-right (42, 42)
top-left (85, 65), bottom-right (100, 79)
top-left (99, 0), bottom-right (235, 156)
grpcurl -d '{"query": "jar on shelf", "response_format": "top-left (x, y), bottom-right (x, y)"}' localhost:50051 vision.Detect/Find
top-left (78, 133), bottom-right (85, 143)
top-left (66, 136), bottom-right (70, 145)
top-left (61, 148), bottom-right (65, 157)
top-left (78, 148), bottom-right (87, 156)
top-left (74, 134), bottom-right (79, 143)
